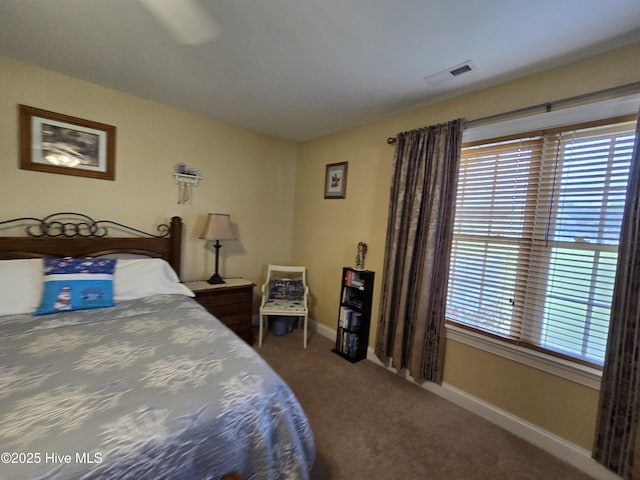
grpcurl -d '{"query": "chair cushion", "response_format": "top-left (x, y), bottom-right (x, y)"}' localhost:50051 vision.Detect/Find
top-left (262, 299), bottom-right (306, 312)
top-left (268, 279), bottom-right (304, 301)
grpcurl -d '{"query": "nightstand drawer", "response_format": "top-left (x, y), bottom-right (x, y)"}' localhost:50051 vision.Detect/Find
top-left (198, 291), bottom-right (252, 312)
top-left (203, 301), bottom-right (252, 318)
top-left (183, 280), bottom-right (255, 345)
top-left (221, 314), bottom-right (250, 329)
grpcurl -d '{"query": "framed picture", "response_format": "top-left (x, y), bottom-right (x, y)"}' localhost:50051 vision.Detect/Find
top-left (19, 105), bottom-right (116, 180)
top-left (324, 161), bottom-right (348, 199)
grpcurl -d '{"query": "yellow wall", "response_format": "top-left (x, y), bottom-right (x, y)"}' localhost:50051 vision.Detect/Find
top-left (293, 41), bottom-right (640, 450)
top-left (0, 57), bottom-right (297, 292)
top-left (443, 340), bottom-right (600, 448)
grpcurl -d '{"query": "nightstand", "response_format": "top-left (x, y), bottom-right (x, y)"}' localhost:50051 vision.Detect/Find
top-left (183, 279), bottom-right (255, 345)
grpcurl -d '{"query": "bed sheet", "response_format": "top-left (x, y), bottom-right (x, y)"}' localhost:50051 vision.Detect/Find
top-left (0, 294), bottom-right (314, 479)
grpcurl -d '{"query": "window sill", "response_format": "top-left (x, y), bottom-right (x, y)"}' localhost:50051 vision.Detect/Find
top-left (445, 324), bottom-right (602, 390)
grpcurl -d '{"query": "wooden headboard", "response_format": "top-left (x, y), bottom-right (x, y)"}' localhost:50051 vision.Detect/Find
top-left (0, 213), bottom-right (183, 278)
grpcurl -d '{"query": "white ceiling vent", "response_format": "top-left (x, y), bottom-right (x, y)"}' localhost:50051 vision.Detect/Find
top-left (424, 60), bottom-right (476, 85)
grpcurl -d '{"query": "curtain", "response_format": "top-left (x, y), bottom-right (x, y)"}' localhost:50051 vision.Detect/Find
top-left (594, 110), bottom-right (640, 479)
top-left (374, 119), bottom-right (463, 383)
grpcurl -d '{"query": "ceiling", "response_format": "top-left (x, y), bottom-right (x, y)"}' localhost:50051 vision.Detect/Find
top-left (1, 0), bottom-right (640, 142)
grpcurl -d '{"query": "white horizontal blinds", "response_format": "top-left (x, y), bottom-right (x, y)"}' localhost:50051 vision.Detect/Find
top-left (448, 136), bottom-right (542, 340)
top-left (446, 116), bottom-right (638, 366)
top-left (522, 121), bottom-right (636, 364)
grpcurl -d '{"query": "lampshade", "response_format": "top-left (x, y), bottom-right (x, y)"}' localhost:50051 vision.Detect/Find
top-left (199, 213), bottom-right (235, 241)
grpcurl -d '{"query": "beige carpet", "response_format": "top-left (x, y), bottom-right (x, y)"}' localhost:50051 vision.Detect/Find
top-left (255, 328), bottom-right (595, 480)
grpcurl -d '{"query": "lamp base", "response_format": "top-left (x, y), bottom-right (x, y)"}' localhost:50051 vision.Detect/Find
top-left (206, 273), bottom-right (225, 285)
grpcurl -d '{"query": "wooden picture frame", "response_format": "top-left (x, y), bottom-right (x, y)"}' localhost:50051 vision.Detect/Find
top-left (324, 161), bottom-right (348, 199)
top-left (19, 105), bottom-right (116, 180)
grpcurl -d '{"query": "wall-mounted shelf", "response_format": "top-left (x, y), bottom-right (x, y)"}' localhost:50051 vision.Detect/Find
top-left (174, 169), bottom-right (202, 205)
top-left (174, 173), bottom-right (202, 187)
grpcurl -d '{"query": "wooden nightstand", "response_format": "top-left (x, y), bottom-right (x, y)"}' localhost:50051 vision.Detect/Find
top-left (183, 279), bottom-right (255, 345)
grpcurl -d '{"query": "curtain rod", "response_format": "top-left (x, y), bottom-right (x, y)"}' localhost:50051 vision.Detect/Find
top-left (386, 80), bottom-right (640, 145)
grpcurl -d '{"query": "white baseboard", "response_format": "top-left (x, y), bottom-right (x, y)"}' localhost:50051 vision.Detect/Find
top-left (309, 319), bottom-right (619, 480)
top-left (424, 380), bottom-right (617, 479)
top-left (310, 318), bottom-right (335, 340)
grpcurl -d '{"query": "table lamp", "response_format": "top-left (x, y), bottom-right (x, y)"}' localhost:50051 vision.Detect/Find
top-left (199, 213), bottom-right (236, 284)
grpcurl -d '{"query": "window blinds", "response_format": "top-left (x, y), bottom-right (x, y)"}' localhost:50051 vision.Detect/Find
top-left (446, 115), bottom-right (637, 366)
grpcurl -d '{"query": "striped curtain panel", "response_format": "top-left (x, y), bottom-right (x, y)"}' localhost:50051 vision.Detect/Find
top-left (374, 119), bottom-right (462, 383)
top-left (594, 110), bottom-right (640, 478)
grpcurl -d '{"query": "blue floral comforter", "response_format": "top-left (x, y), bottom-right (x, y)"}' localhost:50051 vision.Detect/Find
top-left (0, 295), bottom-right (315, 479)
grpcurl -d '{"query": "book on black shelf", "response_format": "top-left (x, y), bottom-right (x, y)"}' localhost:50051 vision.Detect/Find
top-left (349, 311), bottom-right (360, 331)
top-left (342, 287), bottom-right (360, 304)
top-left (351, 271), bottom-right (364, 289)
top-left (338, 307), bottom-right (362, 332)
top-left (352, 312), bottom-right (361, 331)
top-left (338, 308), bottom-right (345, 328)
top-left (346, 299), bottom-right (363, 310)
top-left (348, 334), bottom-right (359, 358)
top-left (342, 330), bottom-right (350, 354)
top-left (342, 288), bottom-right (364, 310)
top-left (345, 268), bottom-right (366, 289)
top-left (340, 308), bottom-right (349, 329)
top-left (344, 269), bottom-right (353, 286)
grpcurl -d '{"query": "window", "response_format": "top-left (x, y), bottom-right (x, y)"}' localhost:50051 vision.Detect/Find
top-left (446, 115), bottom-right (638, 367)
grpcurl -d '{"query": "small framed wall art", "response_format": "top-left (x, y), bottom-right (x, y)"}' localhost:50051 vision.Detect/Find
top-left (19, 104), bottom-right (116, 180)
top-left (324, 161), bottom-right (348, 199)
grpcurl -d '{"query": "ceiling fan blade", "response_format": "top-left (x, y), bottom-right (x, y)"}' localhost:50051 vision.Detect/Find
top-left (139, 0), bottom-right (221, 45)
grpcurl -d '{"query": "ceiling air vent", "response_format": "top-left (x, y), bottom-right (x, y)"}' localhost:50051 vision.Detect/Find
top-left (449, 64), bottom-right (473, 77)
top-left (424, 60), bottom-right (476, 85)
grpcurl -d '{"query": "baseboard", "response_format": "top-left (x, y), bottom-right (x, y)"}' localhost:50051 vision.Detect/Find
top-left (425, 381), bottom-right (617, 480)
top-left (308, 319), bottom-right (619, 480)
top-left (310, 318), bottom-right (335, 341)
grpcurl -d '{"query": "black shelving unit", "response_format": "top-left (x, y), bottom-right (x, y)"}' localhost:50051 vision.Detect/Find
top-left (332, 267), bottom-right (375, 363)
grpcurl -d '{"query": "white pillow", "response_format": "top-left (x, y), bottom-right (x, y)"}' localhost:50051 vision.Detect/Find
top-left (114, 258), bottom-right (194, 301)
top-left (0, 259), bottom-right (44, 315)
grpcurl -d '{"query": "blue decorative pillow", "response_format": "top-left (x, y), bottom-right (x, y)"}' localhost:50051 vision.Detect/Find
top-left (269, 279), bottom-right (304, 301)
top-left (34, 257), bottom-right (116, 315)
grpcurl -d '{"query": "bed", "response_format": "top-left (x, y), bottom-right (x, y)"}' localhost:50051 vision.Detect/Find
top-left (0, 213), bottom-right (315, 480)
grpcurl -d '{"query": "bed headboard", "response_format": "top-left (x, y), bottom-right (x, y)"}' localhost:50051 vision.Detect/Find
top-left (0, 213), bottom-right (183, 278)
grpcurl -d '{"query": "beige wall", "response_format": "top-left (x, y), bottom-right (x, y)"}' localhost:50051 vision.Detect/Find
top-left (293, 41), bottom-right (640, 450)
top-left (0, 57), bottom-right (297, 294)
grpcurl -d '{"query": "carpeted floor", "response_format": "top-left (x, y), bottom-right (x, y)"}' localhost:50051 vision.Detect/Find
top-left (255, 328), bottom-right (595, 480)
